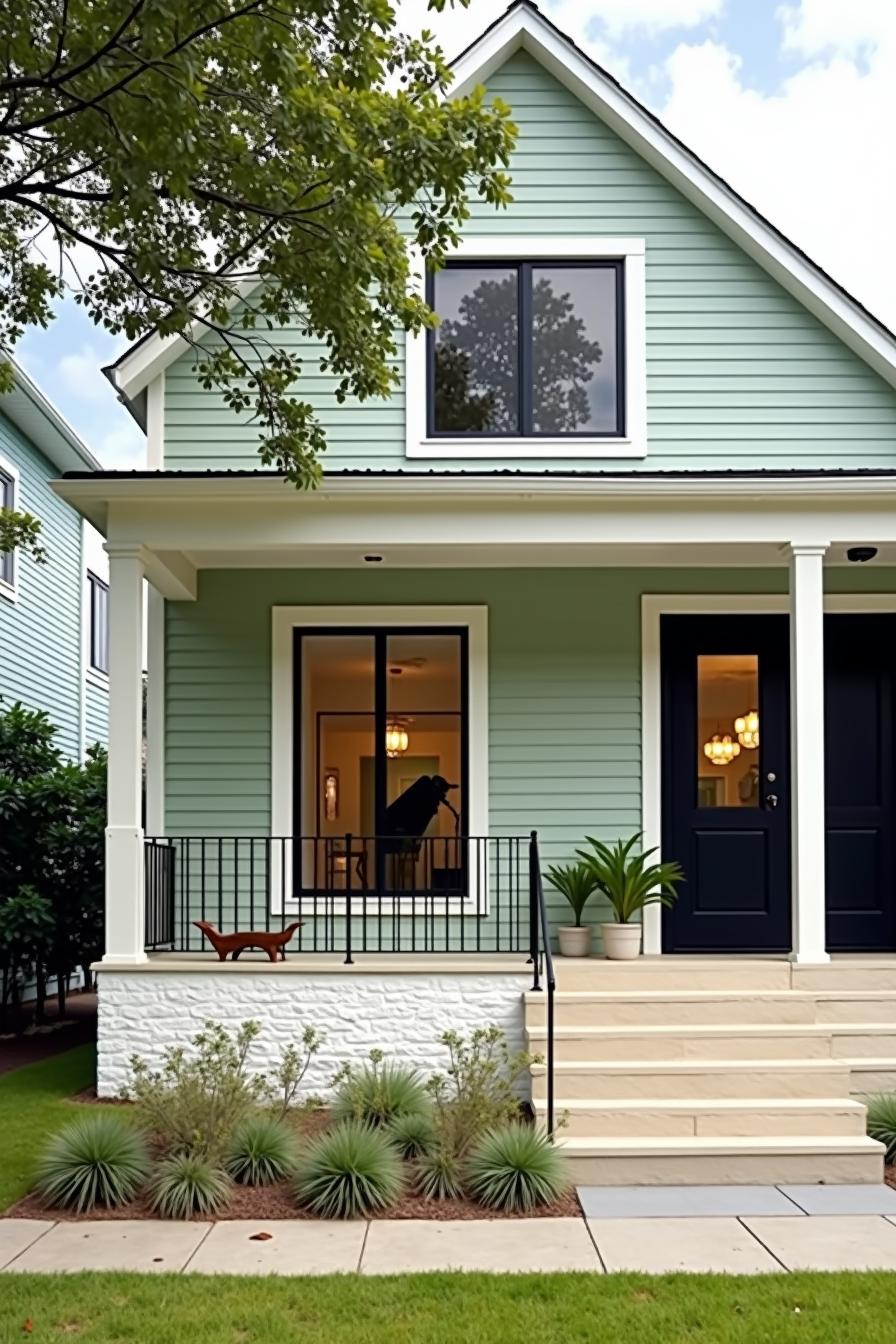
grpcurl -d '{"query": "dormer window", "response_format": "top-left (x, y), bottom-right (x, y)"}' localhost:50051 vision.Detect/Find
top-left (406, 236), bottom-right (646, 460)
top-left (429, 260), bottom-right (624, 438)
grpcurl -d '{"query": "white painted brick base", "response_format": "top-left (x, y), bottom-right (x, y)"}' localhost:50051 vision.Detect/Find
top-left (96, 970), bottom-right (528, 1100)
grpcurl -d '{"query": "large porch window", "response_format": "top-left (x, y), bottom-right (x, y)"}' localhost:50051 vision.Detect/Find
top-left (294, 627), bottom-right (468, 894)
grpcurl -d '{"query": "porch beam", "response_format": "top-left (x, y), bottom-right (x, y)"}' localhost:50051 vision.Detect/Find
top-left (788, 542), bottom-right (830, 964)
top-left (104, 544), bottom-right (147, 964)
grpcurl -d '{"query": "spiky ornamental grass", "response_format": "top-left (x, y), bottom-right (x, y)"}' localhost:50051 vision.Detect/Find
top-left (331, 1053), bottom-right (430, 1128)
top-left (34, 1113), bottom-right (150, 1213)
top-left (225, 1113), bottom-right (297, 1186)
top-left (149, 1152), bottom-right (232, 1220)
top-left (865, 1094), bottom-right (896, 1163)
top-left (293, 1119), bottom-right (404, 1219)
top-left (466, 1123), bottom-right (570, 1213)
top-left (387, 1109), bottom-right (435, 1161)
top-left (415, 1144), bottom-right (465, 1202)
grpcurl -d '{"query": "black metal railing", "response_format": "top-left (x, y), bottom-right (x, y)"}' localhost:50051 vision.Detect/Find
top-left (143, 834), bottom-right (530, 957)
top-left (144, 838), bottom-right (176, 950)
top-left (528, 830), bottom-right (556, 1139)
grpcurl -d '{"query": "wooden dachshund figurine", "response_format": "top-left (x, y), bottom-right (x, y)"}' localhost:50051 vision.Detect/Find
top-left (193, 920), bottom-right (303, 962)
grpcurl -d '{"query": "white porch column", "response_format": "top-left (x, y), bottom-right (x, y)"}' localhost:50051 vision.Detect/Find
top-left (788, 542), bottom-right (830, 964)
top-left (104, 545), bottom-right (147, 964)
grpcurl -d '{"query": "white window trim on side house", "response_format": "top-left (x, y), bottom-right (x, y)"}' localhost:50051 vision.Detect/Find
top-left (0, 450), bottom-right (21, 601)
top-left (405, 235), bottom-right (647, 461)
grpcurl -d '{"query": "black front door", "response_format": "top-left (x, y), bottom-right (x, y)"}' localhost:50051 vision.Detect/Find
top-left (825, 615), bottom-right (896, 951)
top-left (661, 615), bottom-right (791, 952)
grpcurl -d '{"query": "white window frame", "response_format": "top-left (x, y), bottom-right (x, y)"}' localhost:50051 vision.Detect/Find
top-left (0, 452), bottom-right (20, 602)
top-left (405, 235), bottom-right (647, 461)
top-left (271, 604), bottom-right (488, 912)
top-left (86, 569), bottom-right (110, 684)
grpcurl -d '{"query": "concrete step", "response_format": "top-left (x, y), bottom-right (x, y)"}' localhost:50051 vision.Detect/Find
top-left (554, 958), bottom-right (793, 992)
top-left (532, 1096), bottom-right (868, 1139)
top-left (555, 1134), bottom-right (885, 1186)
top-left (530, 1057), bottom-right (853, 1101)
top-left (526, 1023), bottom-right (896, 1063)
top-left (794, 963), bottom-right (896, 992)
top-left (525, 989), bottom-right (896, 1028)
top-left (844, 1059), bottom-right (896, 1095)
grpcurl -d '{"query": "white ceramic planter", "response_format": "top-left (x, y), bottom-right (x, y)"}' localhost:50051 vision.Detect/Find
top-left (601, 922), bottom-right (642, 960)
top-left (557, 925), bottom-right (593, 958)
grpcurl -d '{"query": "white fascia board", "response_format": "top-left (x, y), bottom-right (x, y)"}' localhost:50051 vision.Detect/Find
top-left (452, 7), bottom-right (896, 390)
top-left (2, 359), bottom-right (101, 473)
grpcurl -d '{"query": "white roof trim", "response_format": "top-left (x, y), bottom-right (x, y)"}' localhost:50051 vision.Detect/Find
top-left (107, 0), bottom-right (896, 403)
top-left (1, 357), bottom-right (101, 473)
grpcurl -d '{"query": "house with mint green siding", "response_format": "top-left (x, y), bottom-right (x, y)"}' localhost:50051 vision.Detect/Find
top-left (57, 3), bottom-right (896, 1185)
top-left (1, 356), bottom-right (107, 760)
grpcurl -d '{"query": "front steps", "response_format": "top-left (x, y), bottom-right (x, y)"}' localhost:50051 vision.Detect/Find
top-left (525, 959), bottom-right (894, 1185)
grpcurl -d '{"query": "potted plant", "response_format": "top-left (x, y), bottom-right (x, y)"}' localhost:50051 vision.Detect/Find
top-left (577, 834), bottom-right (684, 960)
top-left (544, 861), bottom-right (599, 957)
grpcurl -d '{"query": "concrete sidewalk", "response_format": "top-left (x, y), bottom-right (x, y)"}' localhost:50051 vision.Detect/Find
top-left (6, 1204), bottom-right (896, 1274)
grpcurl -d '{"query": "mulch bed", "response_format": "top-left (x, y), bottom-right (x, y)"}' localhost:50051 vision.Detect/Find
top-left (9, 1182), bottom-right (581, 1223)
top-left (885, 1165), bottom-right (895, 1191)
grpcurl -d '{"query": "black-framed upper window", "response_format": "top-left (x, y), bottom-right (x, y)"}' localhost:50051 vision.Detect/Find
top-left (428, 260), bottom-right (624, 438)
top-left (88, 572), bottom-right (109, 674)
top-left (0, 469), bottom-right (15, 587)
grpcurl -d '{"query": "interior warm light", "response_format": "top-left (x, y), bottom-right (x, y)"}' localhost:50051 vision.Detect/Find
top-left (734, 709), bottom-right (760, 749)
top-left (385, 720), bottom-right (409, 757)
top-left (703, 733), bottom-right (741, 766)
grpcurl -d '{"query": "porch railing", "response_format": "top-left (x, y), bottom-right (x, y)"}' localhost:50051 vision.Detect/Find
top-left (143, 835), bottom-right (531, 957)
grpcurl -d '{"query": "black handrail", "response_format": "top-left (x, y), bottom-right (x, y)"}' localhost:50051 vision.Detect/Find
top-left (528, 830), bottom-right (555, 1139)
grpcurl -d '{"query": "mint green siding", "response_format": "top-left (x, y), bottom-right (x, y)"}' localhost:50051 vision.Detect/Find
top-left (164, 566), bottom-right (896, 937)
top-left (85, 678), bottom-right (108, 750)
top-left (0, 409), bottom-right (83, 759)
top-left (163, 50), bottom-right (896, 474)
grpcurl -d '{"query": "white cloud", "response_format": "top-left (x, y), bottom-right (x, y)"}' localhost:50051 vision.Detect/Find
top-left (98, 422), bottom-right (145, 471)
top-left (58, 343), bottom-right (111, 404)
top-left (777, 0), bottom-right (892, 56)
top-left (660, 30), bottom-right (896, 329)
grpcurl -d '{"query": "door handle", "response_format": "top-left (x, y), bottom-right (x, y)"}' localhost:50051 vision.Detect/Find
top-left (765, 793), bottom-right (779, 809)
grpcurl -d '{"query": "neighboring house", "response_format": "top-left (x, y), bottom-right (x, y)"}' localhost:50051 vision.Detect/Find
top-left (58, 3), bottom-right (896, 1184)
top-left (1, 356), bottom-right (107, 759)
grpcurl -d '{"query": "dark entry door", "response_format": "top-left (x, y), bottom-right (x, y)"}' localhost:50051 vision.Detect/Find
top-left (661, 615), bottom-right (791, 952)
top-left (825, 615), bottom-right (896, 951)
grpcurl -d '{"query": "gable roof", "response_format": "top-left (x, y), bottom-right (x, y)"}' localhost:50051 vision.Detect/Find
top-left (1, 355), bottom-right (100, 473)
top-left (106, 0), bottom-right (896, 410)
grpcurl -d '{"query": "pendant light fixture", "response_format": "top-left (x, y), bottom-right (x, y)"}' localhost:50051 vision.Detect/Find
top-left (385, 719), bottom-right (409, 758)
top-left (703, 733), bottom-right (741, 766)
top-left (734, 709), bottom-right (759, 750)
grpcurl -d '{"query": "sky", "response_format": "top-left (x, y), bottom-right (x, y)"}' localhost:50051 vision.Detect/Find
top-left (14, 0), bottom-right (896, 469)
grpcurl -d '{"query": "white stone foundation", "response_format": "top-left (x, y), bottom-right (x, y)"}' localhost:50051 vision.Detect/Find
top-left (96, 969), bottom-right (528, 1099)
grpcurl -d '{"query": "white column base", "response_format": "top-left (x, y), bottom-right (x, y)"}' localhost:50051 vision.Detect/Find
top-left (105, 824), bottom-right (147, 963)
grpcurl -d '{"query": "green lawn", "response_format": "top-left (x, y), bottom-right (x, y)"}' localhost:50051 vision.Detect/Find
top-left (3, 1271), bottom-right (896, 1343)
top-left (0, 1045), bottom-right (97, 1211)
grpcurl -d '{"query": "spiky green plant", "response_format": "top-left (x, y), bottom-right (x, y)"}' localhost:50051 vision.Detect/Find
top-left (576, 833), bottom-right (684, 923)
top-left (544, 861), bottom-right (599, 928)
top-left (293, 1119), bottom-right (404, 1219)
top-left (466, 1123), bottom-right (570, 1212)
top-left (149, 1152), bottom-right (231, 1219)
top-left (332, 1051), bottom-right (429, 1127)
top-left (225, 1113), bottom-right (298, 1186)
top-left (865, 1094), bottom-right (896, 1163)
top-left (415, 1144), bottom-right (465, 1201)
top-left (34, 1113), bottom-right (150, 1213)
top-left (388, 1109), bottom-right (435, 1160)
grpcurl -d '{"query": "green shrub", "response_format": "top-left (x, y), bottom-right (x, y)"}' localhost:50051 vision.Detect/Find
top-left (865, 1093), bottom-right (896, 1163)
top-left (34, 1113), bottom-right (149, 1213)
top-left (293, 1119), bottom-right (404, 1218)
top-left (126, 1019), bottom-right (269, 1159)
top-left (427, 1026), bottom-right (537, 1161)
top-left (388, 1109), bottom-right (435, 1160)
top-left (466, 1122), bottom-right (570, 1212)
top-left (149, 1152), bottom-right (232, 1219)
top-left (332, 1050), bottom-right (429, 1127)
top-left (415, 1144), bottom-right (465, 1201)
top-left (226, 1113), bottom-right (297, 1186)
